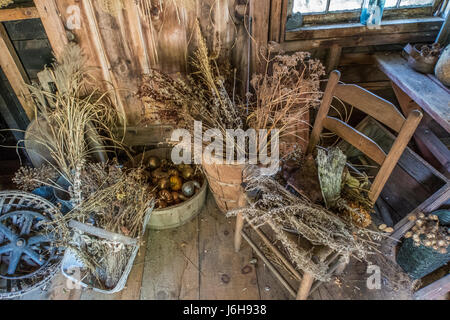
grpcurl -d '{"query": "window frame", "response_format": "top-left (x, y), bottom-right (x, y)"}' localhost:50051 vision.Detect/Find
top-left (273, 0), bottom-right (448, 51)
top-left (289, 0), bottom-right (443, 27)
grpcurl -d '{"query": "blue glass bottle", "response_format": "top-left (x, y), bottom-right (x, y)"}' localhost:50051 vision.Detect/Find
top-left (361, 0), bottom-right (386, 26)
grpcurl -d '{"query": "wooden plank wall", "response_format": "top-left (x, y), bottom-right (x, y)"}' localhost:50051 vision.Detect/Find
top-left (33, 0), bottom-right (248, 125)
top-left (7, 0), bottom-right (439, 127)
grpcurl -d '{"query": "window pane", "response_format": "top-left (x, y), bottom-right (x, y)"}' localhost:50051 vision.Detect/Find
top-left (400, 0), bottom-right (433, 6)
top-left (385, 0), bottom-right (398, 7)
top-left (329, 0), bottom-right (363, 11)
top-left (293, 0), bottom-right (328, 13)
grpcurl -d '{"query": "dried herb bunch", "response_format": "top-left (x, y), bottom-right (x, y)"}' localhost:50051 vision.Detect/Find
top-left (228, 166), bottom-right (383, 282)
top-left (66, 162), bottom-right (154, 238)
top-left (99, 0), bottom-right (123, 16)
top-left (13, 165), bottom-right (59, 192)
top-left (138, 69), bottom-right (200, 125)
top-left (48, 162), bottom-right (154, 289)
top-left (405, 213), bottom-right (449, 254)
top-left (27, 43), bottom-right (124, 184)
top-left (0, 0), bottom-right (13, 8)
top-left (139, 20), bottom-right (244, 143)
top-left (187, 20), bottom-right (243, 131)
top-left (248, 50), bottom-right (325, 153)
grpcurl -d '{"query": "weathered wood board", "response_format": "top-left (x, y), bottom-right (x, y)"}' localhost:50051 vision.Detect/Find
top-left (375, 52), bottom-right (450, 133)
top-left (32, 0), bottom-right (246, 125)
top-left (198, 195), bottom-right (260, 300)
top-left (141, 214), bottom-right (200, 300)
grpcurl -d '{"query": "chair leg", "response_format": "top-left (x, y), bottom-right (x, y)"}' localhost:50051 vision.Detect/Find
top-left (296, 272), bottom-right (314, 300)
top-left (234, 212), bottom-right (244, 252)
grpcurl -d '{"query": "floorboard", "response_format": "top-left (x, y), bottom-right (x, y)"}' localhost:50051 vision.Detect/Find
top-left (198, 194), bottom-right (260, 300)
top-left (10, 192), bottom-right (418, 301)
top-left (140, 215), bottom-right (200, 300)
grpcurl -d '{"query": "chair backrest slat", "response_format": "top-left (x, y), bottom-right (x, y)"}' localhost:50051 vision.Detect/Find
top-left (323, 117), bottom-right (387, 165)
top-left (307, 70), bottom-right (423, 205)
top-left (334, 84), bottom-right (406, 133)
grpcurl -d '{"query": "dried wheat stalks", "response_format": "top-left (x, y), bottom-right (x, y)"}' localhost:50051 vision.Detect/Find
top-left (99, 0), bottom-right (123, 16)
top-left (25, 43), bottom-right (125, 184)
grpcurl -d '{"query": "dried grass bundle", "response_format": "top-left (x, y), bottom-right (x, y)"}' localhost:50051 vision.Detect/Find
top-left (26, 43), bottom-right (124, 184)
top-left (228, 166), bottom-right (383, 282)
top-left (189, 20), bottom-right (243, 131)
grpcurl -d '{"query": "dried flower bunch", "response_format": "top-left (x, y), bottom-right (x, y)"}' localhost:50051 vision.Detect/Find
top-left (228, 166), bottom-right (383, 282)
top-left (405, 213), bottom-right (449, 254)
top-left (0, 0), bottom-right (13, 9)
top-left (283, 147), bottom-right (373, 228)
top-left (13, 165), bottom-right (59, 192)
top-left (138, 68), bottom-right (199, 124)
top-left (248, 51), bottom-right (325, 153)
top-left (188, 20), bottom-right (244, 131)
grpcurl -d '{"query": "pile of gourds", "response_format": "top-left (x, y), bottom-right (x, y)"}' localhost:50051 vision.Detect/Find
top-left (144, 156), bottom-right (203, 209)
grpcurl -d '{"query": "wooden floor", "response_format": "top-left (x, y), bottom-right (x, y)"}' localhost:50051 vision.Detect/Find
top-left (14, 192), bottom-right (414, 300)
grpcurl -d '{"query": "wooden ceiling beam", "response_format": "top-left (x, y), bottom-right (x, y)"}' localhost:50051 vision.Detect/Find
top-left (0, 6), bottom-right (39, 22)
top-left (0, 23), bottom-right (34, 120)
top-left (33, 0), bottom-right (68, 60)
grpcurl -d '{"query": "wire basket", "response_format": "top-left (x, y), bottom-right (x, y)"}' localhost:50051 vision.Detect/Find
top-left (61, 201), bottom-right (154, 294)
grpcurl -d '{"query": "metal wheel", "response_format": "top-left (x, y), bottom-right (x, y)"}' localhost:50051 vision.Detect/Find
top-left (0, 210), bottom-right (56, 280)
top-left (0, 191), bottom-right (62, 299)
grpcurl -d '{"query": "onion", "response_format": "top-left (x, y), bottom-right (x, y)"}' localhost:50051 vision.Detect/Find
top-left (148, 156), bottom-right (161, 169)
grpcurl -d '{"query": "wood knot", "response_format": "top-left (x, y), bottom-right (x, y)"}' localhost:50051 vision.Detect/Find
top-left (150, 6), bottom-right (160, 17)
top-left (241, 265), bottom-right (252, 274)
top-left (221, 274), bottom-right (230, 284)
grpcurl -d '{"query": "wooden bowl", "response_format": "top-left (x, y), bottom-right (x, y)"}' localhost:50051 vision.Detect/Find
top-left (131, 148), bottom-right (207, 230)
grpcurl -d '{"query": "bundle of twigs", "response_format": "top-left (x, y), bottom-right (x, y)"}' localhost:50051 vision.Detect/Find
top-left (228, 165), bottom-right (383, 282)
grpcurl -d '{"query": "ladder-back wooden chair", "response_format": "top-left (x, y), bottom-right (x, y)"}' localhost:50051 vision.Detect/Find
top-left (234, 70), bottom-right (423, 300)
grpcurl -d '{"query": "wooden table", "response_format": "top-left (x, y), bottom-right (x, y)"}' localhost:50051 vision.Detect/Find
top-left (375, 52), bottom-right (450, 174)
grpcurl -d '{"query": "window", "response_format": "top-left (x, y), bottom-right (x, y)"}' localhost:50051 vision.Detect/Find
top-left (293, 0), bottom-right (434, 14)
top-left (290, 0), bottom-right (442, 27)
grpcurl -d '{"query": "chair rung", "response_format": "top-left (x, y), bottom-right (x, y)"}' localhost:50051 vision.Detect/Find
top-left (241, 231), bottom-right (298, 298)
